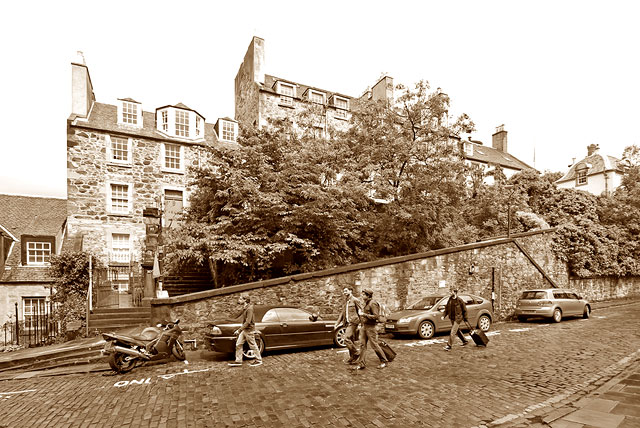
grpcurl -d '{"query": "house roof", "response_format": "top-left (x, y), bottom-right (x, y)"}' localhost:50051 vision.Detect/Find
top-left (262, 74), bottom-right (353, 101)
top-left (0, 194), bottom-right (66, 282)
top-left (464, 142), bottom-right (533, 171)
top-left (555, 152), bottom-right (623, 183)
top-left (69, 102), bottom-right (237, 149)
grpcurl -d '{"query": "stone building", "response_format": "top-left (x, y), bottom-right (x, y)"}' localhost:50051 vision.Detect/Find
top-left (0, 194), bottom-right (66, 331)
top-left (235, 36), bottom-right (393, 135)
top-left (555, 144), bottom-right (625, 195)
top-left (67, 57), bottom-right (237, 306)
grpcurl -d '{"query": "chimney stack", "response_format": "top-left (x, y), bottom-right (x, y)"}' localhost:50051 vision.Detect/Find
top-left (492, 124), bottom-right (508, 153)
top-left (587, 144), bottom-right (600, 157)
top-left (71, 52), bottom-right (95, 118)
top-left (371, 75), bottom-right (394, 102)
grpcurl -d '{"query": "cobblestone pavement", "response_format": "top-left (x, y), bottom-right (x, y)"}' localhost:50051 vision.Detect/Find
top-left (1, 303), bottom-right (639, 428)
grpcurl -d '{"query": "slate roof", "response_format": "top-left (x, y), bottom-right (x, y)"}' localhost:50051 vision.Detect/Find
top-left (464, 142), bottom-right (533, 171)
top-left (0, 194), bottom-right (67, 282)
top-left (69, 102), bottom-right (237, 150)
top-left (262, 74), bottom-right (353, 101)
top-left (556, 153), bottom-right (623, 183)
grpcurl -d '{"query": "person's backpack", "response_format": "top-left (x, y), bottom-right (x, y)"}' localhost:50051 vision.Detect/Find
top-left (377, 302), bottom-right (391, 323)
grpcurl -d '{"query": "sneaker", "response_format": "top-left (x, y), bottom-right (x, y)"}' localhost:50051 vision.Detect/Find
top-left (443, 345), bottom-right (452, 351)
top-left (352, 364), bottom-right (365, 370)
top-left (249, 360), bottom-right (263, 367)
top-left (378, 363), bottom-right (387, 369)
top-left (228, 362), bottom-right (242, 367)
top-left (461, 341), bottom-right (469, 347)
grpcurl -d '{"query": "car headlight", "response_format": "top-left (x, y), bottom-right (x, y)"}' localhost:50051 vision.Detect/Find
top-left (211, 326), bottom-right (222, 335)
top-left (397, 317), bottom-right (412, 324)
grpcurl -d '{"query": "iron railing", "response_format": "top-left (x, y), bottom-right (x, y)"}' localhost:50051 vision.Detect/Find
top-left (1, 315), bottom-right (59, 348)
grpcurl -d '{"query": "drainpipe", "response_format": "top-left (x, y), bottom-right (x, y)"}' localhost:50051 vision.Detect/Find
top-left (603, 171), bottom-right (609, 195)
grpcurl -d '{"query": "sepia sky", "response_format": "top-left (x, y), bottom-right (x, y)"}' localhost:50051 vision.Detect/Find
top-left (1, 0), bottom-right (638, 198)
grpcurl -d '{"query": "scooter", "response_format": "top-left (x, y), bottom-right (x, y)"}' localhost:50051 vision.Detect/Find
top-left (102, 319), bottom-right (186, 373)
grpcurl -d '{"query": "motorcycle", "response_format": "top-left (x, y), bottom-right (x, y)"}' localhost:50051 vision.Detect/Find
top-left (102, 319), bottom-right (186, 373)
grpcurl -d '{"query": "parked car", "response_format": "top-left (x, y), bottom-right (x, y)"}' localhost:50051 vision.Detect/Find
top-left (205, 305), bottom-right (346, 358)
top-left (384, 294), bottom-right (493, 339)
top-left (515, 289), bottom-right (590, 323)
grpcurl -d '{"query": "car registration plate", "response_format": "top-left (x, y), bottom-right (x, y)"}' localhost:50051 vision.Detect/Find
top-left (385, 323), bottom-right (395, 329)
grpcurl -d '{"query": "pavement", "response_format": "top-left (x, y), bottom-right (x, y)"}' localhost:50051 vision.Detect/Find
top-left (0, 297), bottom-right (638, 427)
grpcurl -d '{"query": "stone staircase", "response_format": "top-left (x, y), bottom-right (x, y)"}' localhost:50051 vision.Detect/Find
top-left (163, 263), bottom-right (214, 296)
top-left (87, 307), bottom-right (152, 334)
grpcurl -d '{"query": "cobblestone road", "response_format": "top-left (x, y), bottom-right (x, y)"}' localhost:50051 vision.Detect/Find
top-left (1, 303), bottom-right (639, 427)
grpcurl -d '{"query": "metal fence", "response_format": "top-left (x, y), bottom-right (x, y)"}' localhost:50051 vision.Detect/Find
top-left (1, 315), bottom-right (59, 348)
top-left (92, 262), bottom-right (144, 309)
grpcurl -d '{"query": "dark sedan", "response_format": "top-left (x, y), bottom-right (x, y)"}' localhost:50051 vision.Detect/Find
top-left (205, 305), bottom-right (347, 358)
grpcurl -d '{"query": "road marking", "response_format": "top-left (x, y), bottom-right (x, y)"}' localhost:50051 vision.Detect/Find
top-left (0, 389), bottom-right (37, 399)
top-left (508, 328), bottom-right (531, 332)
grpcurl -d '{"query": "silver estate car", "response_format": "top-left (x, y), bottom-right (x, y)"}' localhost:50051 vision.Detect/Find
top-left (385, 294), bottom-right (493, 339)
top-left (515, 289), bottom-right (591, 323)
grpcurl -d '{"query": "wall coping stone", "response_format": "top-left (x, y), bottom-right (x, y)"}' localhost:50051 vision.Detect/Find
top-left (151, 228), bottom-right (556, 307)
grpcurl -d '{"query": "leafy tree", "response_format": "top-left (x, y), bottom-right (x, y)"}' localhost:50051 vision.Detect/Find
top-left (49, 251), bottom-right (102, 333)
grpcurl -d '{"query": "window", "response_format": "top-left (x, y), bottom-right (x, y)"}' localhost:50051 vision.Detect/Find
top-left (261, 309), bottom-right (279, 322)
top-left (221, 121), bottom-right (236, 142)
top-left (161, 110), bottom-right (168, 132)
top-left (110, 136), bottom-right (129, 162)
top-left (27, 241), bottom-right (51, 265)
top-left (275, 308), bottom-right (313, 322)
top-left (175, 110), bottom-right (189, 137)
top-left (463, 142), bottom-right (474, 156)
top-left (110, 183), bottom-right (130, 214)
top-left (122, 102), bottom-right (138, 125)
top-left (577, 170), bottom-right (587, 185)
top-left (111, 233), bottom-right (130, 263)
top-left (334, 97), bottom-right (348, 119)
top-left (196, 117), bottom-right (201, 137)
top-left (23, 297), bottom-right (47, 326)
top-left (279, 82), bottom-right (295, 107)
top-left (309, 90), bottom-right (325, 105)
top-left (164, 143), bottom-right (182, 170)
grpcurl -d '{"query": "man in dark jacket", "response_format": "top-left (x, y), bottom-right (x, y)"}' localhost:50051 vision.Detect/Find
top-left (353, 289), bottom-right (389, 370)
top-left (441, 288), bottom-right (469, 351)
top-left (335, 287), bottom-right (362, 364)
top-left (228, 294), bottom-right (263, 367)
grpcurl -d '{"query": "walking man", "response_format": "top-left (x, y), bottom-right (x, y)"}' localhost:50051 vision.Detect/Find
top-left (335, 287), bottom-right (362, 364)
top-left (353, 289), bottom-right (389, 370)
top-left (441, 288), bottom-right (469, 351)
top-left (228, 294), bottom-right (263, 367)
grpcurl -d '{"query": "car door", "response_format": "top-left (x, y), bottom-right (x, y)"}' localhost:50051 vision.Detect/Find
top-left (566, 292), bottom-right (583, 316)
top-left (459, 295), bottom-right (478, 327)
top-left (258, 308), bottom-right (285, 348)
top-left (274, 308), bottom-right (329, 348)
top-left (552, 290), bottom-right (570, 315)
top-left (434, 297), bottom-right (449, 331)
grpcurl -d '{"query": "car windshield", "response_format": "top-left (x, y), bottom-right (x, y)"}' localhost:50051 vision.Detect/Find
top-left (521, 291), bottom-right (547, 299)
top-left (408, 296), bottom-right (443, 310)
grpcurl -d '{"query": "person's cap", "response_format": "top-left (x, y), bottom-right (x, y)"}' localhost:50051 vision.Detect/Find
top-left (362, 288), bottom-right (374, 296)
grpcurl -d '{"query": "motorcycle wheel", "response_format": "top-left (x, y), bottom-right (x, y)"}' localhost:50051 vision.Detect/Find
top-left (172, 340), bottom-right (186, 361)
top-left (108, 352), bottom-right (137, 373)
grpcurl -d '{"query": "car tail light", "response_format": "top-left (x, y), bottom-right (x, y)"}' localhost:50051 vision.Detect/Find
top-left (538, 301), bottom-right (552, 306)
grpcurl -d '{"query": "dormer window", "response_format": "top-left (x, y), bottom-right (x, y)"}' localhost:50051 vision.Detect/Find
top-left (175, 110), bottom-right (189, 137)
top-left (117, 99), bottom-right (142, 128)
top-left (278, 82), bottom-right (295, 107)
top-left (576, 169), bottom-right (588, 185)
top-left (463, 142), bottom-right (474, 156)
top-left (196, 117), bottom-right (201, 136)
top-left (334, 96), bottom-right (349, 119)
top-left (309, 90), bottom-right (325, 105)
top-left (218, 119), bottom-right (238, 143)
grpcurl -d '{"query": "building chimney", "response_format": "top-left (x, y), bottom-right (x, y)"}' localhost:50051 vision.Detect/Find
top-left (71, 52), bottom-right (95, 118)
top-left (587, 144), bottom-right (600, 157)
top-left (492, 124), bottom-right (508, 153)
top-left (236, 36), bottom-right (265, 85)
top-left (371, 75), bottom-right (394, 102)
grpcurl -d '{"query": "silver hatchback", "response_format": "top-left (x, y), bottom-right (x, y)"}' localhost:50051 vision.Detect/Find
top-left (515, 289), bottom-right (591, 323)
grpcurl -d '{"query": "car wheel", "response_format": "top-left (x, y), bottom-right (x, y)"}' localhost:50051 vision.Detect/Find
top-left (517, 316), bottom-right (528, 322)
top-left (583, 305), bottom-right (591, 319)
top-left (552, 308), bottom-right (562, 323)
top-left (417, 320), bottom-right (435, 339)
top-left (334, 326), bottom-right (347, 347)
top-left (477, 315), bottom-right (491, 332)
top-left (242, 334), bottom-right (265, 359)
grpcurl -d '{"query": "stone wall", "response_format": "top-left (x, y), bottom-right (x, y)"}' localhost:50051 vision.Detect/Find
top-left (568, 276), bottom-right (640, 301)
top-left (67, 128), bottom-right (207, 263)
top-left (151, 229), bottom-right (574, 345)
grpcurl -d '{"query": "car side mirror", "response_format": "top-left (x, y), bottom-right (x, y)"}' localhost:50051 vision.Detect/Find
top-left (310, 314), bottom-right (319, 322)
top-left (438, 306), bottom-right (445, 312)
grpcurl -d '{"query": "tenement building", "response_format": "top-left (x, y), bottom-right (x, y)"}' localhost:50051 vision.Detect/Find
top-left (67, 56), bottom-right (236, 303)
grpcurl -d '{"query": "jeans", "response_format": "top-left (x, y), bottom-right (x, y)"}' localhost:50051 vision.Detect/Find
top-left (448, 320), bottom-right (468, 347)
top-left (344, 323), bottom-right (360, 360)
top-left (234, 329), bottom-right (262, 363)
top-left (355, 324), bottom-right (388, 367)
